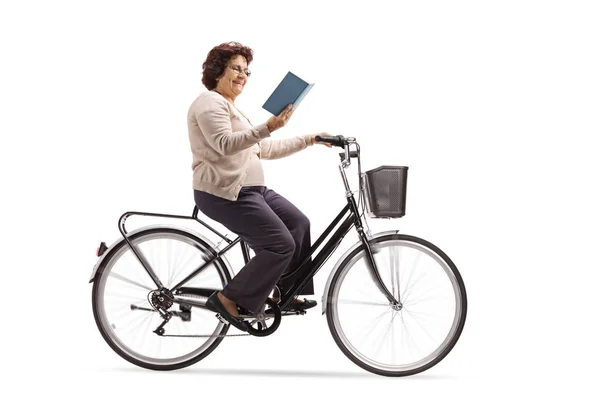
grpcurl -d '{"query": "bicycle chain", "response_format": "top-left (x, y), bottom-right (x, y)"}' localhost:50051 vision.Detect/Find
top-left (157, 311), bottom-right (299, 338)
top-left (156, 312), bottom-right (253, 338)
top-left (157, 311), bottom-right (289, 338)
top-left (160, 332), bottom-right (250, 338)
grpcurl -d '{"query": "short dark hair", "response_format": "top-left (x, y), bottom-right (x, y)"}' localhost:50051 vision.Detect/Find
top-left (201, 41), bottom-right (254, 90)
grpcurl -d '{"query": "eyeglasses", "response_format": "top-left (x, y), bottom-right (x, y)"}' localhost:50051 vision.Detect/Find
top-left (228, 65), bottom-right (251, 77)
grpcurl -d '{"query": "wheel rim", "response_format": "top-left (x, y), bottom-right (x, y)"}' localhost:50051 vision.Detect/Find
top-left (95, 231), bottom-right (228, 366)
top-left (330, 239), bottom-right (464, 373)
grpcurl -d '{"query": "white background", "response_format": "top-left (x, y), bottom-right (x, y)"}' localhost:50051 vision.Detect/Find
top-left (1, 0), bottom-right (599, 398)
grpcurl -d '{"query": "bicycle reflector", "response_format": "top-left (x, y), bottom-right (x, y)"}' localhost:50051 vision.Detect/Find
top-left (96, 242), bottom-right (108, 257)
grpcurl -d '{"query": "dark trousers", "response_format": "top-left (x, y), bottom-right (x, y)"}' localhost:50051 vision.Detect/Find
top-left (194, 186), bottom-right (314, 314)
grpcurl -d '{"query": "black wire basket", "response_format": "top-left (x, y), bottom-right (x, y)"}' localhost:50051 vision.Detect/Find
top-left (361, 166), bottom-right (409, 218)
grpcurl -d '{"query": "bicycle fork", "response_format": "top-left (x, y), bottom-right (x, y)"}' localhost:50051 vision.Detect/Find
top-left (343, 179), bottom-right (400, 307)
top-left (357, 229), bottom-right (401, 307)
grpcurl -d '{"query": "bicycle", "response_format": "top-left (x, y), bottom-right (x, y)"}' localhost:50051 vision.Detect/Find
top-left (89, 134), bottom-right (467, 377)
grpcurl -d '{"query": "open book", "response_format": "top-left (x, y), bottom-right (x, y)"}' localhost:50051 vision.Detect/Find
top-left (262, 71), bottom-right (315, 115)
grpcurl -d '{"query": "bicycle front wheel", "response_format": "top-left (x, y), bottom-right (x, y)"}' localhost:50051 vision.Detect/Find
top-left (326, 234), bottom-right (467, 377)
top-left (92, 227), bottom-right (231, 370)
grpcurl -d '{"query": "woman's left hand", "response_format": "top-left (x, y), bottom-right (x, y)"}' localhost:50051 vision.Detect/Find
top-left (310, 132), bottom-right (334, 148)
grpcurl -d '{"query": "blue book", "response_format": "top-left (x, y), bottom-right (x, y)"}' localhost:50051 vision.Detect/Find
top-left (262, 71), bottom-right (315, 115)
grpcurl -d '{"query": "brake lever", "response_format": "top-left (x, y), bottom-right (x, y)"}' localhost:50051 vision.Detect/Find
top-left (338, 150), bottom-right (359, 162)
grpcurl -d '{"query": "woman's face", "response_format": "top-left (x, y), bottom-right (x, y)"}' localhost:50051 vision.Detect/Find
top-left (215, 54), bottom-right (250, 100)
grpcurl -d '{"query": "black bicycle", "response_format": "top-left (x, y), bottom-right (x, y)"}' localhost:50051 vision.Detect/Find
top-left (89, 134), bottom-right (467, 377)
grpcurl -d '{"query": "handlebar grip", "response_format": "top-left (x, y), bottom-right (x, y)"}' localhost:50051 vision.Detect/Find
top-left (315, 134), bottom-right (346, 148)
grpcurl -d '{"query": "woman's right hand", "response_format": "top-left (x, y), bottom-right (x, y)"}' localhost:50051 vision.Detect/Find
top-left (267, 104), bottom-right (295, 133)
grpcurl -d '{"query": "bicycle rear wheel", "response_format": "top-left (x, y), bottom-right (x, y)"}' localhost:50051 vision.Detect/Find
top-left (326, 234), bottom-right (467, 377)
top-left (91, 227), bottom-right (231, 370)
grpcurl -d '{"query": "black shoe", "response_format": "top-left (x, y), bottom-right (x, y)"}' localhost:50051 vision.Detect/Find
top-left (272, 297), bottom-right (317, 311)
top-left (206, 292), bottom-right (250, 332)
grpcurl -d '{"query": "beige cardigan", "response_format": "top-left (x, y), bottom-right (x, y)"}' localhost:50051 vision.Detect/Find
top-left (187, 90), bottom-right (313, 201)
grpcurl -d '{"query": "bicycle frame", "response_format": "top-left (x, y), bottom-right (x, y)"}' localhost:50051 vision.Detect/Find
top-left (115, 140), bottom-right (399, 312)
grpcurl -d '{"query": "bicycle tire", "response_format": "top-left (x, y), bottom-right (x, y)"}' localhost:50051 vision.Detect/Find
top-left (326, 233), bottom-right (467, 377)
top-left (91, 227), bottom-right (232, 371)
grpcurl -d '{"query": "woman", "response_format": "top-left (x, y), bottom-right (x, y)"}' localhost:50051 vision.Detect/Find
top-left (187, 41), bottom-right (332, 331)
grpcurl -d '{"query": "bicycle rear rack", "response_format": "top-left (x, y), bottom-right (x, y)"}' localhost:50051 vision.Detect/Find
top-left (116, 206), bottom-right (236, 290)
top-left (118, 206), bottom-right (229, 242)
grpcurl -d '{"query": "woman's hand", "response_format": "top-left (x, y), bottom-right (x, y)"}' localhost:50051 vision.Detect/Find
top-left (310, 132), bottom-right (334, 148)
top-left (267, 104), bottom-right (295, 133)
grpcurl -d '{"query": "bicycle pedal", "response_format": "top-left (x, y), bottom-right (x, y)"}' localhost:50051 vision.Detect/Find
top-left (281, 309), bottom-right (307, 316)
top-left (215, 314), bottom-right (229, 325)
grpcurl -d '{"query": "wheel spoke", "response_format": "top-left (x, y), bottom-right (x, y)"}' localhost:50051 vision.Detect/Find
top-left (400, 311), bottom-right (425, 361)
top-left (336, 298), bottom-right (389, 307)
top-left (354, 307), bottom-right (392, 350)
top-left (108, 271), bottom-right (154, 291)
top-left (399, 250), bottom-right (423, 300)
top-left (402, 307), bottom-right (443, 320)
top-left (403, 289), bottom-right (442, 307)
top-left (391, 310), bottom-right (398, 365)
top-left (389, 247), bottom-right (397, 301)
top-left (167, 238), bottom-right (173, 286)
top-left (104, 291), bottom-right (146, 302)
top-left (401, 268), bottom-right (430, 305)
top-left (403, 309), bottom-right (441, 348)
top-left (371, 312), bottom-right (394, 360)
top-left (389, 246), bottom-right (402, 300)
top-left (116, 308), bottom-right (154, 338)
top-left (168, 250), bottom-right (198, 287)
top-left (169, 242), bottom-right (191, 287)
